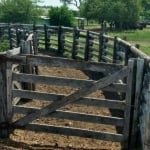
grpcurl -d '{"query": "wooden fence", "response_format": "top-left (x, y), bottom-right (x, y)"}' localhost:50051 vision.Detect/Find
top-left (0, 46), bottom-right (142, 149)
top-left (0, 23), bottom-right (150, 149)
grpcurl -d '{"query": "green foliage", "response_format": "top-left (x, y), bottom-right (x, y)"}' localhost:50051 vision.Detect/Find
top-left (60, 0), bottom-right (82, 9)
top-left (48, 6), bottom-right (74, 27)
top-left (109, 28), bottom-right (150, 55)
top-left (80, 0), bottom-right (142, 29)
top-left (0, 0), bottom-right (42, 23)
top-left (0, 39), bottom-right (9, 52)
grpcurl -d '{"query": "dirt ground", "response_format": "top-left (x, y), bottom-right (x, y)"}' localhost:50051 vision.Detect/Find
top-left (0, 66), bottom-right (122, 150)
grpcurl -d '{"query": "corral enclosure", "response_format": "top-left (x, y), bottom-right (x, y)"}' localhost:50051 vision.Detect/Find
top-left (0, 24), bottom-right (150, 150)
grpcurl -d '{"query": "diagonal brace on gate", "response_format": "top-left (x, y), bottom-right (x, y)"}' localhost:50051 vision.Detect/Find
top-left (14, 66), bottom-right (129, 127)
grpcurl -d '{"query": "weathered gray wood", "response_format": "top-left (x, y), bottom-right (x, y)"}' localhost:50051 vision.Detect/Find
top-left (101, 56), bottom-right (113, 63)
top-left (25, 55), bottom-right (123, 73)
top-left (122, 59), bottom-right (135, 149)
top-left (140, 71), bottom-right (150, 150)
top-left (0, 60), bottom-right (13, 138)
top-left (13, 73), bottom-right (127, 92)
top-left (17, 123), bottom-right (123, 142)
top-left (14, 105), bottom-right (124, 126)
top-left (117, 38), bottom-right (150, 63)
top-left (130, 59), bottom-right (144, 149)
top-left (26, 33), bottom-right (33, 41)
top-left (14, 66), bottom-right (128, 126)
top-left (13, 89), bottom-right (126, 110)
top-left (21, 40), bottom-right (34, 92)
top-left (144, 78), bottom-right (150, 150)
top-left (6, 48), bottom-right (21, 57)
top-left (116, 51), bottom-right (125, 58)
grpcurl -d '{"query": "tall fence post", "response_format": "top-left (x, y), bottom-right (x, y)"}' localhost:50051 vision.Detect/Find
top-left (113, 36), bottom-right (117, 63)
top-left (21, 40), bottom-right (34, 92)
top-left (57, 26), bottom-right (64, 55)
top-left (99, 33), bottom-right (104, 62)
top-left (8, 25), bottom-right (13, 49)
top-left (144, 74), bottom-right (150, 150)
top-left (84, 30), bottom-right (90, 61)
top-left (72, 27), bottom-right (79, 59)
top-left (140, 63), bottom-right (150, 150)
top-left (0, 56), bottom-right (13, 138)
top-left (44, 24), bottom-right (48, 51)
top-left (122, 59), bottom-right (136, 149)
top-left (129, 59), bottom-right (144, 149)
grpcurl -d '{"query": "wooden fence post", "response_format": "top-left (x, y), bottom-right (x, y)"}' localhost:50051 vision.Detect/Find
top-left (129, 58), bottom-right (144, 149)
top-left (99, 33), bottom-right (104, 62)
top-left (72, 27), bottom-right (79, 59)
top-left (8, 25), bottom-right (13, 49)
top-left (21, 40), bottom-right (34, 92)
top-left (124, 45), bottom-right (131, 66)
top-left (140, 64), bottom-right (150, 150)
top-left (113, 36), bottom-right (117, 63)
top-left (144, 75), bottom-right (150, 150)
top-left (122, 59), bottom-right (135, 149)
top-left (44, 24), bottom-right (48, 51)
top-left (84, 30), bottom-right (90, 61)
top-left (57, 26), bottom-right (64, 55)
top-left (0, 56), bottom-right (13, 138)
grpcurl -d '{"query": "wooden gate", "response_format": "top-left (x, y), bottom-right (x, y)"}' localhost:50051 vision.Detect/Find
top-left (0, 54), bottom-right (136, 149)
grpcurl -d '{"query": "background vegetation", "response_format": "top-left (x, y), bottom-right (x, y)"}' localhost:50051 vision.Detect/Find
top-left (48, 6), bottom-right (74, 27)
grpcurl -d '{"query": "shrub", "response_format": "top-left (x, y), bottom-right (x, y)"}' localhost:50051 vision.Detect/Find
top-left (48, 6), bottom-right (74, 27)
top-left (0, 40), bottom-right (9, 52)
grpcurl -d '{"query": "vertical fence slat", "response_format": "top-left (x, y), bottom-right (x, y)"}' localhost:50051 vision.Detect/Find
top-left (44, 24), bottom-right (48, 51)
top-left (113, 36), bottom-right (117, 63)
top-left (72, 27), bottom-right (79, 59)
top-left (21, 40), bottom-right (34, 92)
top-left (0, 58), bottom-right (13, 138)
top-left (98, 33), bottom-right (104, 62)
top-left (129, 59), bottom-right (144, 149)
top-left (84, 30), bottom-right (90, 61)
top-left (122, 59), bottom-right (135, 149)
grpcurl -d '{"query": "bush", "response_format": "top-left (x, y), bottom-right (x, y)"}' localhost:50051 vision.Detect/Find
top-left (0, 40), bottom-right (9, 52)
top-left (48, 6), bottom-right (74, 27)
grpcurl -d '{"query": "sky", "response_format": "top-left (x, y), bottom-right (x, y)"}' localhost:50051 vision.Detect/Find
top-left (38, 0), bottom-right (77, 10)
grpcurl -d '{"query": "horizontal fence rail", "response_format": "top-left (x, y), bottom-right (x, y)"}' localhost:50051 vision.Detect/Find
top-left (0, 23), bottom-right (150, 150)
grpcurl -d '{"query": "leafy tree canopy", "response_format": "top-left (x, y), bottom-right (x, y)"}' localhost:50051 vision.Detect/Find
top-left (48, 6), bottom-right (74, 27)
top-left (0, 0), bottom-right (42, 23)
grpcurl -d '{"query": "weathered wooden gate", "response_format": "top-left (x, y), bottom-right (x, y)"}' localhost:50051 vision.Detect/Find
top-left (0, 53), bottom-right (142, 149)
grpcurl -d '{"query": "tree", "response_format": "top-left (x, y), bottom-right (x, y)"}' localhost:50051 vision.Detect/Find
top-left (0, 0), bottom-right (41, 23)
top-left (48, 6), bottom-right (74, 27)
top-left (80, 0), bottom-right (142, 30)
top-left (141, 0), bottom-right (150, 19)
top-left (60, 0), bottom-right (82, 9)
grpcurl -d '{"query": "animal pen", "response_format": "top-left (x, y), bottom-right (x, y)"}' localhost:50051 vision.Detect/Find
top-left (0, 24), bottom-right (150, 150)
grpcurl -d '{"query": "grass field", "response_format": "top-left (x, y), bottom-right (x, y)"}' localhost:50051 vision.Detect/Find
top-left (84, 22), bottom-right (150, 56)
top-left (108, 27), bottom-right (150, 55)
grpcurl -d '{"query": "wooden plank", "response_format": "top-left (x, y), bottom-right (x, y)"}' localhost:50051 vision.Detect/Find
top-left (23, 55), bottom-right (123, 73)
top-left (13, 89), bottom-right (126, 110)
top-left (0, 61), bottom-right (13, 138)
top-left (6, 47), bottom-right (21, 57)
top-left (101, 56), bottom-right (113, 63)
top-left (12, 73), bottom-right (127, 92)
top-left (17, 123), bottom-right (123, 142)
top-left (130, 59), bottom-right (144, 149)
top-left (117, 51), bottom-right (125, 58)
top-left (117, 38), bottom-right (150, 63)
top-left (14, 105), bottom-right (124, 126)
top-left (14, 66), bottom-right (128, 126)
top-left (122, 59), bottom-right (135, 149)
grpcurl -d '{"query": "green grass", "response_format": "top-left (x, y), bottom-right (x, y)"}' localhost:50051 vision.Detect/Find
top-left (108, 28), bottom-right (150, 55)
top-left (84, 22), bottom-right (150, 56)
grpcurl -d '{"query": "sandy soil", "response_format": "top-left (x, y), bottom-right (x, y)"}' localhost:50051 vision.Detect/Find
top-left (0, 66), bottom-right (122, 150)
